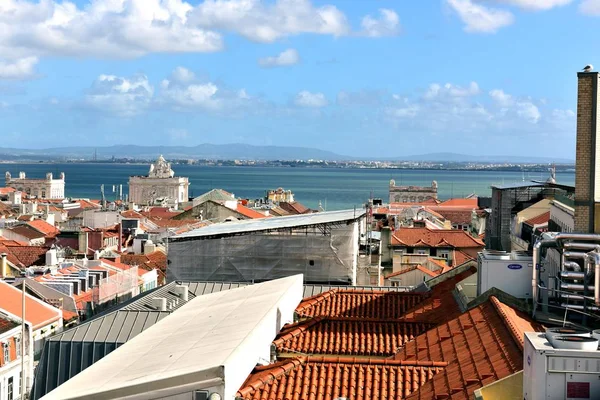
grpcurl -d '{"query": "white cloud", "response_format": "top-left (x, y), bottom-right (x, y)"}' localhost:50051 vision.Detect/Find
top-left (0, 0), bottom-right (223, 60)
top-left (360, 9), bottom-right (400, 37)
top-left (85, 74), bottom-right (154, 117)
top-left (295, 91), bottom-right (328, 107)
top-left (0, 57), bottom-right (38, 80)
top-left (580, 0), bottom-right (600, 15)
top-left (190, 0), bottom-right (350, 43)
top-left (552, 109), bottom-right (576, 119)
top-left (424, 82), bottom-right (480, 100)
top-left (495, 0), bottom-right (573, 11)
top-left (159, 67), bottom-right (255, 112)
top-left (446, 0), bottom-right (514, 33)
top-left (489, 89), bottom-right (513, 107)
top-left (516, 101), bottom-right (541, 123)
top-left (259, 48), bottom-right (300, 68)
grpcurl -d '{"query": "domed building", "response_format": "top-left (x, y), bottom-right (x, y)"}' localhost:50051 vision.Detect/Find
top-left (128, 156), bottom-right (189, 208)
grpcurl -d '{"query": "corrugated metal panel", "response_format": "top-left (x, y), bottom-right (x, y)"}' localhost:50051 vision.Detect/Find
top-left (172, 209), bottom-right (366, 240)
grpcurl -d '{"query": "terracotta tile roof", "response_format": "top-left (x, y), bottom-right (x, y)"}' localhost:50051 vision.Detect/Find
top-left (279, 201), bottom-right (311, 215)
top-left (236, 357), bottom-right (447, 400)
top-left (398, 296), bottom-right (544, 400)
top-left (439, 198), bottom-right (478, 207)
top-left (0, 202), bottom-right (14, 217)
top-left (121, 210), bottom-right (145, 219)
top-left (524, 211), bottom-right (550, 227)
top-left (296, 290), bottom-right (427, 320)
top-left (453, 249), bottom-right (474, 267)
top-left (392, 227), bottom-right (484, 248)
top-left (147, 218), bottom-right (200, 228)
top-left (61, 309), bottom-right (79, 322)
top-left (18, 214), bottom-right (34, 221)
top-left (274, 317), bottom-right (435, 357)
top-left (7, 225), bottom-right (46, 240)
top-left (0, 281), bottom-right (61, 330)
top-left (120, 251), bottom-right (167, 284)
top-left (27, 219), bottom-right (60, 237)
top-left (435, 209), bottom-right (474, 225)
top-left (0, 245), bottom-right (48, 268)
top-left (100, 258), bottom-right (132, 271)
top-left (0, 187), bottom-right (16, 195)
top-left (0, 315), bottom-right (19, 335)
top-left (74, 199), bottom-right (101, 210)
top-left (236, 204), bottom-right (269, 219)
top-left (428, 258), bottom-right (447, 270)
top-left (399, 266), bottom-right (478, 325)
top-left (385, 266), bottom-right (419, 279)
top-left (268, 206), bottom-right (290, 217)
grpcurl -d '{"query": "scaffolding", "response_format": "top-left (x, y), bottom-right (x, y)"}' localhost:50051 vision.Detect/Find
top-left (167, 211), bottom-right (364, 284)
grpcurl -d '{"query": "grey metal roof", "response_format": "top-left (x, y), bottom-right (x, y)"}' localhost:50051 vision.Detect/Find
top-left (491, 182), bottom-right (545, 190)
top-left (31, 281), bottom-right (248, 400)
top-left (172, 209), bottom-right (366, 240)
top-left (13, 278), bottom-right (78, 314)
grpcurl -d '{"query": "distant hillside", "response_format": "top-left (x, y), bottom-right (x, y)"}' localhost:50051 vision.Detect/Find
top-left (392, 152), bottom-right (574, 164)
top-left (0, 145), bottom-right (574, 164)
top-left (0, 144), bottom-right (350, 161)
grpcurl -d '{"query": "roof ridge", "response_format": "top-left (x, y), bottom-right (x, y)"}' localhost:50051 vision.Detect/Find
top-left (236, 358), bottom-right (305, 398)
top-left (304, 355), bottom-right (448, 367)
top-left (489, 296), bottom-right (527, 351)
top-left (295, 289), bottom-right (339, 313)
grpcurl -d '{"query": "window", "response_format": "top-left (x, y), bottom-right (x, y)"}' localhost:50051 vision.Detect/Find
top-left (439, 252), bottom-right (449, 259)
top-left (8, 377), bottom-right (13, 400)
top-left (15, 336), bottom-right (20, 357)
top-left (41, 190), bottom-right (46, 198)
top-left (417, 249), bottom-right (427, 255)
top-left (3, 342), bottom-right (9, 363)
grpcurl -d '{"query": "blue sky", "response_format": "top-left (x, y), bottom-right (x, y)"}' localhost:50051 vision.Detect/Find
top-left (0, 0), bottom-right (598, 159)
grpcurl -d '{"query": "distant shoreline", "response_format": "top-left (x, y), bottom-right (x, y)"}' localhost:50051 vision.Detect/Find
top-left (0, 160), bottom-right (575, 173)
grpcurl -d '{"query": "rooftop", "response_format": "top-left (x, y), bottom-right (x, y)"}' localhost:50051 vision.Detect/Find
top-left (0, 280), bottom-right (61, 330)
top-left (392, 227), bottom-right (485, 248)
top-left (172, 209), bottom-right (366, 240)
top-left (0, 314), bottom-right (19, 335)
top-left (27, 219), bottom-right (60, 237)
top-left (8, 225), bottom-right (46, 240)
top-left (42, 275), bottom-right (304, 400)
top-left (236, 357), bottom-right (446, 400)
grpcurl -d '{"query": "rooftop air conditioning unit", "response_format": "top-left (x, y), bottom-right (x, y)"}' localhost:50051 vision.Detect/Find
top-left (523, 331), bottom-right (600, 400)
top-left (152, 297), bottom-right (167, 312)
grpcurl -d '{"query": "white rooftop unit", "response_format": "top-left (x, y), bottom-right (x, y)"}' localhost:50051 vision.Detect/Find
top-left (523, 331), bottom-right (600, 400)
top-left (41, 274), bottom-right (304, 400)
top-left (477, 250), bottom-right (533, 299)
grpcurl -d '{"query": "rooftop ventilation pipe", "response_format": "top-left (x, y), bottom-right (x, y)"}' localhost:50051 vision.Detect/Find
top-left (173, 285), bottom-right (189, 302)
top-left (152, 297), bottom-right (167, 312)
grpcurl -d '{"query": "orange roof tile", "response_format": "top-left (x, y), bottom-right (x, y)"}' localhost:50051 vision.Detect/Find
top-left (236, 357), bottom-right (447, 400)
top-left (398, 296), bottom-right (544, 400)
top-left (392, 227), bottom-right (484, 248)
top-left (0, 315), bottom-right (19, 335)
top-left (439, 198), bottom-right (478, 207)
top-left (121, 210), bottom-right (144, 219)
top-left (524, 211), bottom-right (550, 227)
top-left (274, 317), bottom-right (435, 357)
top-left (27, 219), bottom-right (60, 237)
top-left (236, 204), bottom-right (269, 219)
top-left (0, 244), bottom-right (48, 269)
top-left (453, 249), bottom-right (475, 267)
top-left (296, 289), bottom-right (427, 320)
top-left (428, 257), bottom-right (447, 270)
top-left (0, 281), bottom-right (61, 330)
top-left (140, 208), bottom-right (183, 220)
top-left (0, 187), bottom-right (16, 195)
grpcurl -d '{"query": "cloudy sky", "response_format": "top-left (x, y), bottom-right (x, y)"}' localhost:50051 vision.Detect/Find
top-left (0, 0), bottom-right (597, 158)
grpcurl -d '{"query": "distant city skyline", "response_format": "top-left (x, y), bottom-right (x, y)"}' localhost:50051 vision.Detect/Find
top-left (0, 0), bottom-right (596, 158)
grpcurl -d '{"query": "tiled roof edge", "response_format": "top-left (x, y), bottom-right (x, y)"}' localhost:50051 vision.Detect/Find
top-left (489, 296), bottom-right (527, 352)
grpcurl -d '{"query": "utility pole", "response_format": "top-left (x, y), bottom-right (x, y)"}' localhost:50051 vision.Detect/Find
top-left (21, 279), bottom-right (26, 400)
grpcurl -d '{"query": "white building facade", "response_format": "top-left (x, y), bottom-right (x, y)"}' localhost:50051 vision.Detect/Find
top-left (128, 156), bottom-right (189, 209)
top-left (0, 315), bottom-right (33, 400)
top-left (5, 172), bottom-right (65, 199)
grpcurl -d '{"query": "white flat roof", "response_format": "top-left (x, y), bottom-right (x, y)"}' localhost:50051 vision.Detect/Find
top-left (42, 274), bottom-right (304, 400)
top-left (172, 209), bottom-right (366, 240)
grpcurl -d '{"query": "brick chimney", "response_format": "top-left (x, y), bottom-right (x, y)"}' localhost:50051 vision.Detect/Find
top-left (575, 70), bottom-right (600, 232)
